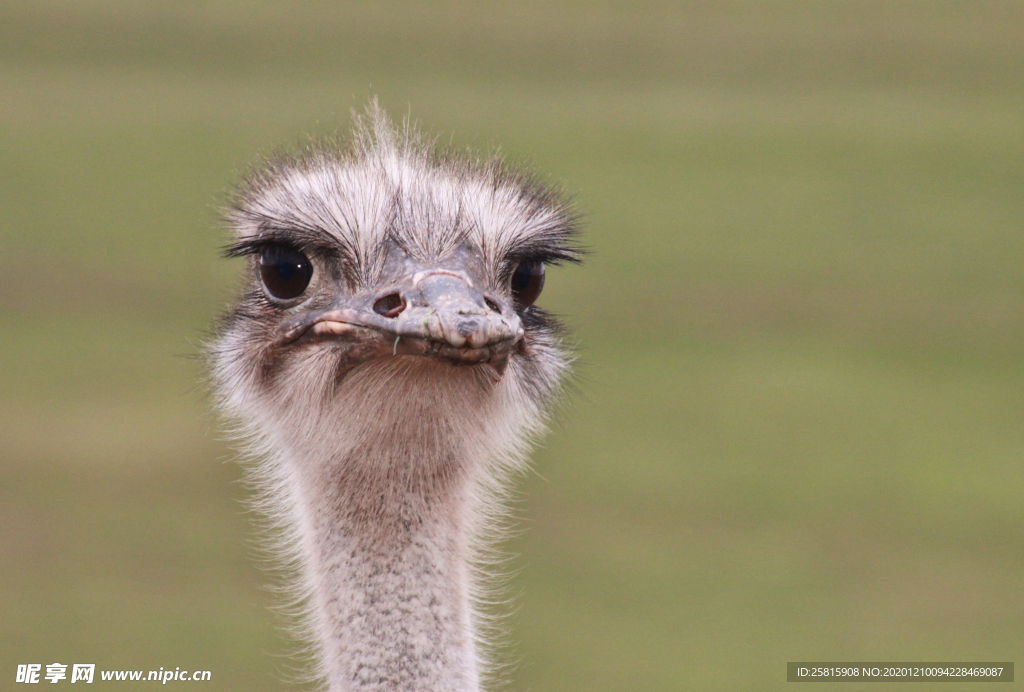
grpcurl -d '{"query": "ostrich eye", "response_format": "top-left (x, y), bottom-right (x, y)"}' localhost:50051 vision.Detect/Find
top-left (510, 260), bottom-right (545, 308)
top-left (259, 245), bottom-right (313, 300)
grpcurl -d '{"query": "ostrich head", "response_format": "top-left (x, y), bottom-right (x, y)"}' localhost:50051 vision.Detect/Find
top-left (208, 106), bottom-right (579, 691)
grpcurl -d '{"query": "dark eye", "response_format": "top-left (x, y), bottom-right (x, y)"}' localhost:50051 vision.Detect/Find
top-left (510, 260), bottom-right (545, 308)
top-left (259, 245), bottom-right (313, 300)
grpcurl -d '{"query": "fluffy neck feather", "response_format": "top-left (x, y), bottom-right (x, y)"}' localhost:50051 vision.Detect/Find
top-left (291, 435), bottom-right (479, 691)
top-left (236, 358), bottom-right (540, 692)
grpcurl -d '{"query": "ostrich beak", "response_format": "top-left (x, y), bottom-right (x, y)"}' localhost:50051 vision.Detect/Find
top-left (276, 270), bottom-right (524, 376)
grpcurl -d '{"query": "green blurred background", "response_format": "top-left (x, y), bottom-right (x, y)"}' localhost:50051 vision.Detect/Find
top-left (2, 1), bottom-right (1022, 690)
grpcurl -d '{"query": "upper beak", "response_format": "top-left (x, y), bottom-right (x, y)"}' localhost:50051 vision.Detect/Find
top-left (276, 270), bottom-right (524, 375)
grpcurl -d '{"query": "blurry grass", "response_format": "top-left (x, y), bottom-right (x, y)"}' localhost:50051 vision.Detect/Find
top-left (518, 343), bottom-right (1024, 691)
top-left (2, 1), bottom-right (1023, 690)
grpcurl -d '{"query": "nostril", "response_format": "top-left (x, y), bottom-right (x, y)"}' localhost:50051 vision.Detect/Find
top-left (484, 296), bottom-right (501, 313)
top-left (373, 293), bottom-right (405, 318)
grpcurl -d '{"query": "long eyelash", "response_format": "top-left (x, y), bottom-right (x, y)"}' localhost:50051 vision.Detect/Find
top-left (511, 249), bottom-right (583, 266)
top-left (222, 228), bottom-right (342, 260)
top-left (501, 246), bottom-right (584, 279)
top-left (500, 220), bottom-right (586, 268)
top-left (223, 239), bottom-right (273, 259)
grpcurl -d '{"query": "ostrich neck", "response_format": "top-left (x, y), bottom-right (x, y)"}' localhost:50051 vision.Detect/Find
top-left (291, 433), bottom-right (481, 692)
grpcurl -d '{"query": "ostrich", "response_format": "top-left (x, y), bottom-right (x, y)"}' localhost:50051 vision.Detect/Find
top-left (208, 105), bottom-right (579, 692)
